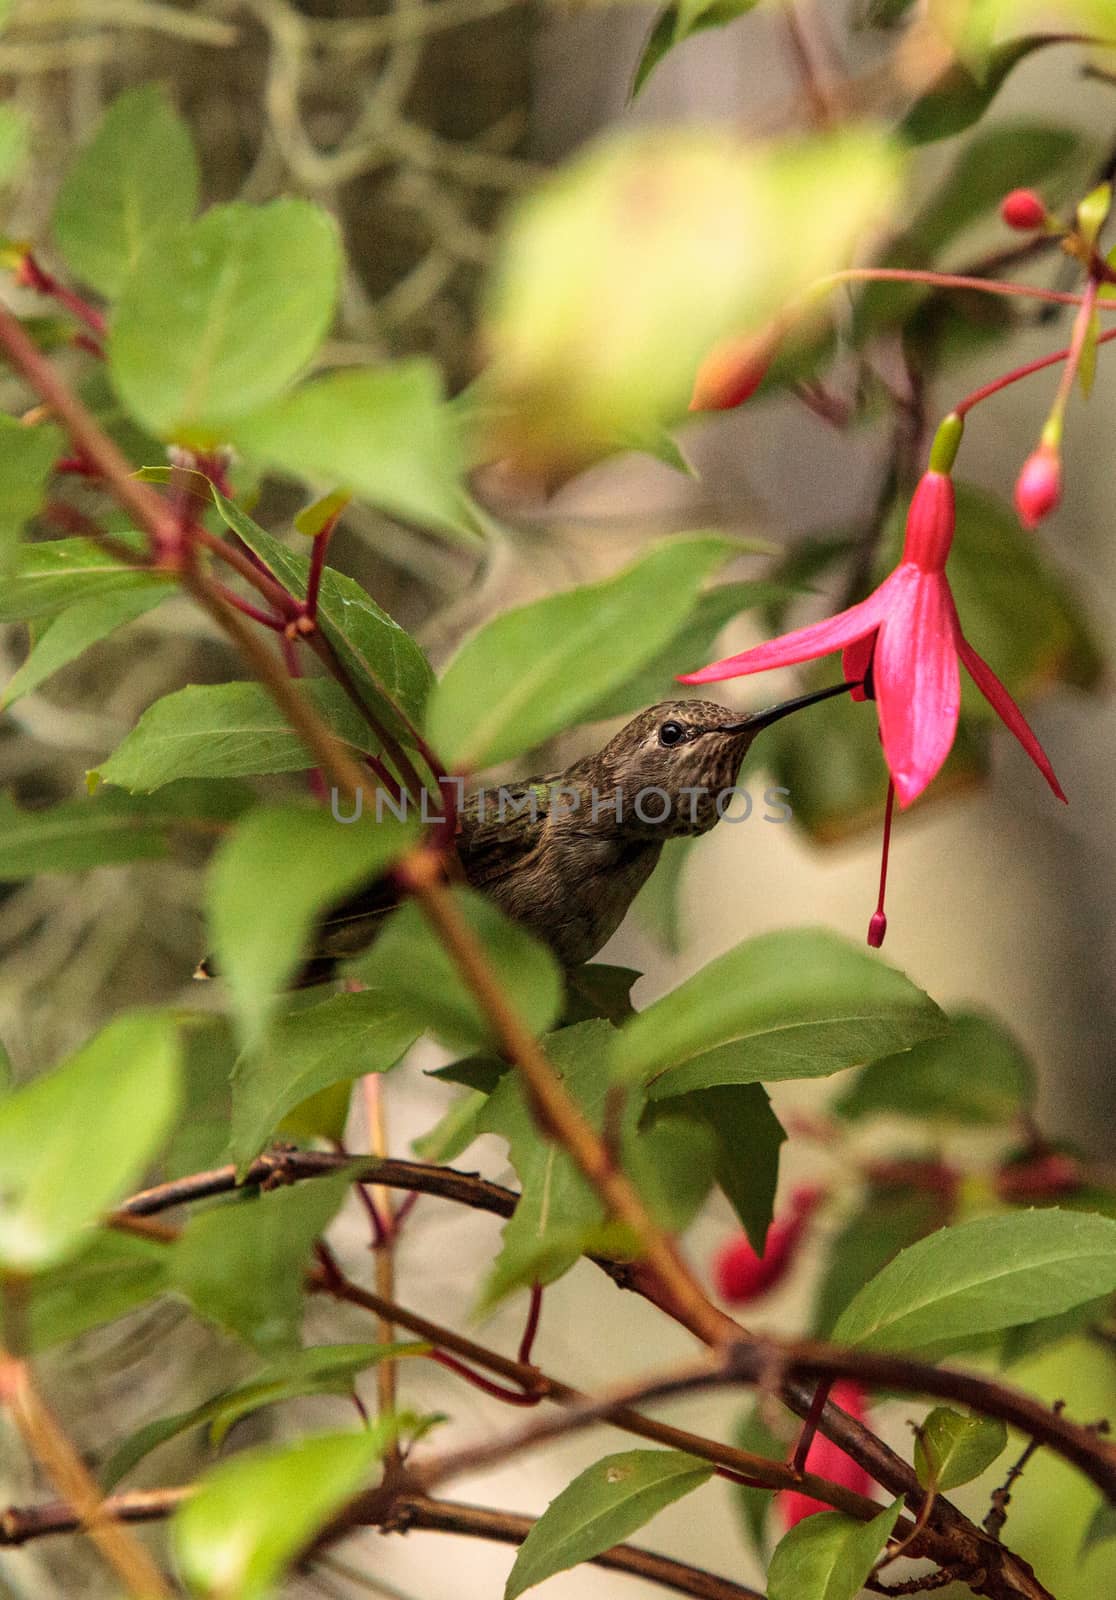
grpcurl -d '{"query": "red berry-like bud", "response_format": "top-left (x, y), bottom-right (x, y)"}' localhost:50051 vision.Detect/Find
top-left (1001, 190), bottom-right (1047, 231)
top-left (689, 328), bottom-right (777, 411)
top-left (778, 1382), bottom-right (875, 1528)
top-left (712, 1187), bottom-right (822, 1305)
top-left (995, 1148), bottom-right (1083, 1204)
top-left (1014, 444), bottom-right (1062, 529)
top-left (866, 911), bottom-right (887, 948)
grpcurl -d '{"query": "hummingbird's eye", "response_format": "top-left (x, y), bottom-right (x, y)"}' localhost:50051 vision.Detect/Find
top-left (658, 720), bottom-right (687, 748)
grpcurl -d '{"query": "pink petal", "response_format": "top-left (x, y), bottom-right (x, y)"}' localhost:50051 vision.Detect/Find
top-left (953, 630), bottom-right (1067, 803)
top-left (874, 570), bottom-right (960, 807)
top-left (678, 579), bottom-right (896, 685)
top-left (842, 632), bottom-right (877, 701)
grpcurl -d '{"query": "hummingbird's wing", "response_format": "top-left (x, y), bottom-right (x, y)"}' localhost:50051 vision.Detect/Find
top-left (455, 777), bottom-right (552, 890)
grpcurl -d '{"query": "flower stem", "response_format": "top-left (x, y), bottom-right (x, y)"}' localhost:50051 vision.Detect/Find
top-left (955, 322), bottom-right (1116, 417)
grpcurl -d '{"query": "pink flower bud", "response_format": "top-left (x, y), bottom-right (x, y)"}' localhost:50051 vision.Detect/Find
top-left (712, 1187), bottom-right (822, 1305)
top-left (1014, 445), bottom-right (1062, 529)
top-left (995, 1148), bottom-right (1083, 1204)
top-left (689, 329), bottom-right (777, 412)
top-left (1001, 190), bottom-right (1047, 231)
top-left (778, 1381), bottom-right (875, 1528)
top-left (866, 911), bottom-right (887, 948)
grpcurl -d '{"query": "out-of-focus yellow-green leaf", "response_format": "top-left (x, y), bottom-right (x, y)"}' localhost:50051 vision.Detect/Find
top-left (482, 126), bottom-right (903, 473)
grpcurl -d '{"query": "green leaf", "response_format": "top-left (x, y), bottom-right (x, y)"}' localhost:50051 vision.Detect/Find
top-left (833, 1209), bottom-right (1116, 1354)
top-left (0, 533), bottom-right (158, 622)
top-left (811, 1179), bottom-right (947, 1338)
top-left (0, 783), bottom-right (250, 876)
top-left (104, 1342), bottom-right (425, 1488)
top-left (25, 1231), bottom-right (169, 1351)
top-left (0, 104), bottom-right (28, 188)
top-left (909, 123), bottom-right (1083, 257)
top-left (231, 362), bottom-right (471, 540)
top-left (171, 1176), bottom-right (349, 1353)
top-left (356, 888), bottom-right (562, 1056)
top-left (0, 416), bottom-right (63, 574)
top-left (0, 1011), bottom-right (181, 1270)
top-left (914, 1407), bottom-right (1007, 1492)
top-left (1, 584), bottom-right (168, 709)
top-left (483, 125), bottom-right (902, 470)
top-left (610, 928), bottom-right (945, 1089)
top-left (208, 803), bottom-right (416, 1053)
top-left (210, 494), bottom-right (435, 746)
top-left (563, 963), bottom-right (641, 1026)
top-left (766, 1501), bottom-right (902, 1600)
top-left (229, 990), bottom-right (420, 1170)
top-left (427, 536), bottom-right (732, 770)
top-left (110, 199), bottom-right (340, 444)
top-left (173, 1427), bottom-right (395, 1600)
top-left (899, 36), bottom-right (1066, 144)
top-left (505, 1450), bottom-right (714, 1600)
top-left (654, 1083), bottom-right (784, 1252)
top-left (731, 1404), bottom-right (785, 1556)
top-left (91, 679), bottom-right (387, 792)
top-left (632, 0), bottom-right (761, 97)
top-left (1082, 1498), bottom-right (1116, 1556)
top-left (1080, 306), bottom-right (1101, 398)
top-left (411, 1086), bottom-right (490, 1164)
top-left (51, 85), bottom-right (199, 298)
top-left (835, 1012), bottom-right (1035, 1126)
top-left (583, 578), bottom-right (788, 724)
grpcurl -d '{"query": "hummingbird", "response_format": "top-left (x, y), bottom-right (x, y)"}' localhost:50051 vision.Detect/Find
top-left (255, 680), bottom-right (858, 986)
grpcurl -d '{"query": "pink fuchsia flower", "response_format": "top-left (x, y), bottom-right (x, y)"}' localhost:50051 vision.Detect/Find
top-left (680, 464), bottom-right (1066, 811)
top-left (1014, 443), bottom-right (1062, 529)
top-left (777, 1381), bottom-right (875, 1528)
top-left (712, 1185), bottom-right (823, 1304)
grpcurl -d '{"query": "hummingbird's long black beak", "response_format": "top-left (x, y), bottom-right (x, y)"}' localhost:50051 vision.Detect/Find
top-left (716, 679), bottom-right (862, 736)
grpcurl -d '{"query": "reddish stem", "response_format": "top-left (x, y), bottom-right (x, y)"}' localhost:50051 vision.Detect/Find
top-left (209, 581), bottom-right (287, 632)
top-left (427, 1351), bottom-right (541, 1408)
top-left (304, 515), bottom-right (341, 622)
top-left (955, 323), bottom-right (1116, 416)
top-left (193, 527), bottom-right (302, 621)
top-left (826, 265), bottom-right (1116, 313)
top-left (791, 1378), bottom-right (834, 1475)
top-left (517, 1285), bottom-right (544, 1367)
top-left (16, 253), bottom-right (107, 339)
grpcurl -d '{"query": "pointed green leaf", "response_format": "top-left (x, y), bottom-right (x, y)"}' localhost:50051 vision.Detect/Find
top-left (914, 1408), bottom-right (1007, 1492)
top-left (0, 533), bottom-right (158, 622)
top-left (52, 85), bottom-right (199, 297)
top-left (231, 362), bottom-right (471, 540)
top-left (833, 1209), bottom-right (1116, 1354)
top-left (91, 679), bottom-right (387, 792)
top-left (356, 887), bottom-right (562, 1055)
top-left (611, 929), bottom-right (945, 1088)
top-left (171, 1177), bottom-right (349, 1353)
top-left (104, 1342), bottom-right (426, 1489)
top-left (766, 1501), bottom-right (902, 1600)
top-left (208, 803), bottom-right (416, 1053)
top-left (110, 200), bottom-right (340, 443)
top-left (173, 1427), bottom-right (396, 1600)
top-left (1, 584), bottom-right (168, 709)
top-left (835, 1011), bottom-right (1035, 1126)
top-left (899, 36), bottom-right (1066, 144)
top-left (0, 416), bottom-right (63, 574)
top-left (0, 1011), bottom-right (181, 1270)
top-left (812, 1179), bottom-right (946, 1338)
top-left (229, 990), bottom-right (420, 1170)
top-left (1082, 1499), bottom-right (1116, 1555)
top-left (653, 1082), bottom-right (784, 1252)
top-left (505, 1450), bottom-right (714, 1600)
top-left (427, 536), bottom-right (733, 770)
top-left (632, 0), bottom-right (761, 97)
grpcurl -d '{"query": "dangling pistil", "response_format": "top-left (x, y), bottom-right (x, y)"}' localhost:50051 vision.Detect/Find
top-left (867, 778), bottom-right (895, 948)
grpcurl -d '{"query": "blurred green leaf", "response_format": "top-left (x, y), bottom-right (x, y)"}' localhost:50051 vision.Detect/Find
top-left (912, 123), bottom-right (1082, 255)
top-left (1, 584), bottom-right (169, 709)
top-left (208, 803), bottom-right (416, 1054)
top-left (506, 1450), bottom-right (714, 1600)
top-left (0, 783), bottom-right (250, 877)
top-left (633, 835), bottom-right (695, 956)
top-left (899, 36), bottom-right (1072, 144)
top-left (0, 104), bottom-right (28, 189)
top-left (231, 362), bottom-right (472, 540)
top-left (766, 1501), bottom-right (902, 1600)
top-left (833, 1210), bottom-right (1116, 1353)
top-left (110, 200), bottom-right (340, 443)
top-left (104, 1342), bottom-right (425, 1489)
top-left (563, 963), bottom-right (641, 1026)
top-left (0, 533), bottom-right (158, 622)
top-left (811, 1179), bottom-right (947, 1338)
top-left (172, 1177), bottom-right (348, 1353)
top-left (483, 126), bottom-right (902, 469)
top-left (731, 1404), bottom-right (785, 1557)
top-left (211, 494), bottom-right (435, 746)
top-left (836, 1011), bottom-right (1035, 1125)
top-left (25, 1231), bottom-right (169, 1351)
top-left (584, 578), bottom-right (790, 724)
top-left (632, 0), bottom-right (761, 97)
top-left (173, 1427), bottom-right (397, 1600)
top-left (411, 1086), bottom-right (490, 1164)
top-left (610, 928), bottom-right (945, 1088)
top-left (428, 537), bottom-right (733, 770)
top-left (1082, 1498), bottom-right (1116, 1555)
top-left (91, 679), bottom-right (387, 792)
top-left (51, 85), bottom-right (199, 298)
top-left (0, 416), bottom-right (63, 575)
top-left (0, 1011), bottom-right (181, 1271)
top-left (914, 1407), bottom-right (1007, 1491)
top-left (229, 990), bottom-right (419, 1170)
top-left (357, 887), bottom-right (562, 1056)
top-left (652, 1082), bottom-right (784, 1252)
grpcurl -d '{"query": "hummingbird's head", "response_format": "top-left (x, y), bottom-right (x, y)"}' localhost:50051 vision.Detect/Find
top-left (589, 682), bottom-right (858, 836)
